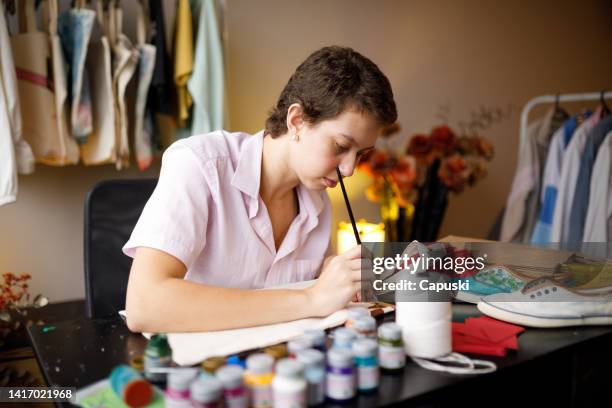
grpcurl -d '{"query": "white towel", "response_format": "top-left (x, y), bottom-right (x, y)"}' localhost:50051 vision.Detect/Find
top-left (120, 280), bottom-right (393, 366)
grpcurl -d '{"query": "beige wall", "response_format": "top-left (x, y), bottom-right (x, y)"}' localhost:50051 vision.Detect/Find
top-left (1, 0), bottom-right (611, 302)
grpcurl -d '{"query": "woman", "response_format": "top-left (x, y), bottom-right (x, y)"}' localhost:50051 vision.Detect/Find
top-left (123, 46), bottom-right (397, 333)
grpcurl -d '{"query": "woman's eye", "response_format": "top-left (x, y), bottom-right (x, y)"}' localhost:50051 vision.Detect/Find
top-left (335, 142), bottom-right (350, 154)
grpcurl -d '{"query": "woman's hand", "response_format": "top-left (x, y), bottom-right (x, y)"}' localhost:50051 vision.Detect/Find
top-left (305, 245), bottom-right (367, 317)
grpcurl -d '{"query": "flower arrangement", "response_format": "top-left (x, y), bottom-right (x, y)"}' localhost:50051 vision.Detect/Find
top-left (1, 273), bottom-right (47, 348)
top-left (358, 124), bottom-right (494, 241)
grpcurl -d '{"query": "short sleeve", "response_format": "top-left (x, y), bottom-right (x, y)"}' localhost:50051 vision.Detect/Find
top-left (122, 144), bottom-right (212, 269)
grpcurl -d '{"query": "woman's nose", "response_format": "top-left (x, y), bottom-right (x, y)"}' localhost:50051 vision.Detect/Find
top-left (338, 154), bottom-right (357, 178)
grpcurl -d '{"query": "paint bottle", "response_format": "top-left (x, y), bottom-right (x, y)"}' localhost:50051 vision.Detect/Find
top-left (109, 364), bottom-right (153, 408)
top-left (352, 338), bottom-right (379, 392)
top-left (143, 334), bottom-right (171, 383)
top-left (272, 358), bottom-right (307, 408)
top-left (378, 322), bottom-right (405, 370)
top-left (201, 357), bottom-right (227, 377)
top-left (353, 316), bottom-right (377, 338)
top-left (296, 349), bottom-right (326, 406)
top-left (332, 327), bottom-right (357, 350)
top-left (263, 344), bottom-right (288, 364)
top-left (302, 329), bottom-right (327, 352)
top-left (166, 369), bottom-right (199, 407)
top-left (325, 348), bottom-right (355, 401)
top-left (244, 353), bottom-right (275, 408)
top-left (190, 376), bottom-right (224, 408)
top-left (345, 306), bottom-right (370, 329)
top-left (216, 364), bottom-right (249, 408)
top-left (287, 337), bottom-right (312, 358)
top-left (226, 355), bottom-right (246, 369)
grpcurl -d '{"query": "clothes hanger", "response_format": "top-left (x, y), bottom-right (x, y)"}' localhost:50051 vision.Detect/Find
top-left (600, 89), bottom-right (610, 117)
top-left (552, 93), bottom-right (570, 123)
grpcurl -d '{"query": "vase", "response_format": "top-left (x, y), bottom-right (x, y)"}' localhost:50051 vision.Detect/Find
top-left (409, 159), bottom-right (449, 242)
top-left (380, 182), bottom-right (399, 242)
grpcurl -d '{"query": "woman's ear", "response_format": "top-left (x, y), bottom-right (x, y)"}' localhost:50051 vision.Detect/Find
top-left (286, 103), bottom-right (305, 136)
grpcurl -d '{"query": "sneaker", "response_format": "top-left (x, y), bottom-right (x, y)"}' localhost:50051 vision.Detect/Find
top-left (453, 265), bottom-right (543, 304)
top-left (476, 277), bottom-right (612, 328)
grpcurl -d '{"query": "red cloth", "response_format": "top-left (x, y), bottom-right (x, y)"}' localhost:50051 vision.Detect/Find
top-left (452, 316), bottom-right (524, 356)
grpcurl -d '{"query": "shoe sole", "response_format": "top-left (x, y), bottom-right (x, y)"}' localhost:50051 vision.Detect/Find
top-left (477, 301), bottom-right (612, 328)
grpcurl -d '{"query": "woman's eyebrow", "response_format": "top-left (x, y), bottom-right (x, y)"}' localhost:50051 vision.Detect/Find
top-left (339, 133), bottom-right (374, 153)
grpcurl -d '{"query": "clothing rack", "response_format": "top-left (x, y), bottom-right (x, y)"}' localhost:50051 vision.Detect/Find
top-left (519, 91), bottom-right (612, 151)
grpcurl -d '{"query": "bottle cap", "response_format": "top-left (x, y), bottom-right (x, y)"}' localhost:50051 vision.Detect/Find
top-left (287, 337), bottom-right (312, 354)
top-left (333, 327), bottom-right (357, 346)
top-left (123, 379), bottom-right (153, 407)
top-left (327, 348), bottom-right (354, 368)
top-left (296, 349), bottom-right (325, 368)
top-left (347, 307), bottom-right (369, 321)
top-left (352, 338), bottom-right (378, 357)
top-left (263, 344), bottom-right (288, 360)
top-left (167, 369), bottom-right (198, 391)
top-left (190, 376), bottom-right (223, 403)
top-left (201, 357), bottom-right (226, 374)
top-left (303, 329), bottom-right (326, 347)
top-left (275, 358), bottom-right (304, 377)
top-left (146, 334), bottom-right (171, 357)
top-left (378, 322), bottom-right (402, 341)
top-left (216, 365), bottom-right (245, 389)
top-left (246, 353), bottom-right (274, 374)
top-left (353, 316), bottom-right (376, 332)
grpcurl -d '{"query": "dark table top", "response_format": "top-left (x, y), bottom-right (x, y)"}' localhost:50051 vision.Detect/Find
top-left (27, 301), bottom-right (612, 407)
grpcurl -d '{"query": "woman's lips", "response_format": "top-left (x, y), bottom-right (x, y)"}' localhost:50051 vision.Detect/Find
top-left (323, 177), bottom-right (338, 188)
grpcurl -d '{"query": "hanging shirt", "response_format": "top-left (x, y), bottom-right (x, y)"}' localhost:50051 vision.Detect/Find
top-left (583, 130), bottom-right (612, 242)
top-left (501, 109), bottom-right (557, 242)
top-left (567, 114), bottom-right (612, 242)
top-left (123, 130), bottom-right (332, 288)
top-left (550, 108), bottom-right (602, 243)
top-left (0, 4), bottom-right (34, 206)
top-left (531, 113), bottom-right (587, 244)
top-left (174, 0), bottom-right (194, 128)
top-left (188, 0), bottom-right (226, 135)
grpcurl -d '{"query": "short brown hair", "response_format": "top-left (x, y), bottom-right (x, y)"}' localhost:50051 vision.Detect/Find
top-left (265, 46), bottom-right (397, 137)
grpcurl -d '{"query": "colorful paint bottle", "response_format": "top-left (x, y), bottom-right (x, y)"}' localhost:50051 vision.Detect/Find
top-left (263, 344), bottom-right (288, 364)
top-left (201, 357), bottom-right (227, 377)
top-left (352, 338), bottom-right (379, 392)
top-left (345, 307), bottom-right (369, 329)
top-left (353, 316), bottom-right (377, 338)
top-left (295, 349), bottom-right (325, 406)
top-left (166, 369), bottom-right (199, 407)
top-left (216, 364), bottom-right (249, 408)
top-left (302, 329), bottom-right (327, 352)
top-left (378, 322), bottom-right (405, 370)
top-left (143, 334), bottom-right (171, 383)
top-left (326, 348), bottom-right (355, 401)
top-left (287, 337), bottom-right (312, 358)
top-left (272, 358), bottom-right (307, 408)
top-left (190, 376), bottom-right (223, 408)
top-left (226, 355), bottom-right (246, 369)
top-left (244, 353), bottom-right (275, 408)
top-left (332, 327), bottom-right (357, 350)
top-left (109, 364), bottom-right (153, 407)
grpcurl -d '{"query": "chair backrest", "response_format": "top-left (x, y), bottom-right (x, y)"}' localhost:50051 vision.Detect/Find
top-left (84, 178), bottom-right (157, 318)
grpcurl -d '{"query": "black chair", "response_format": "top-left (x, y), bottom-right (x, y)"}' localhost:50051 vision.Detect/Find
top-left (84, 178), bottom-right (158, 318)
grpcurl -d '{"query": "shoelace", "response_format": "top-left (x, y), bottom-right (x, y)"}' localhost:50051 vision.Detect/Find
top-left (411, 352), bottom-right (497, 375)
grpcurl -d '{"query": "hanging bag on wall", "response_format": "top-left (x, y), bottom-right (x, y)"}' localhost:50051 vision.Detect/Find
top-left (81, 1), bottom-right (116, 165)
top-left (47, 0), bottom-right (79, 165)
top-left (10, 0), bottom-right (65, 165)
top-left (110, 2), bottom-right (139, 170)
top-left (133, 0), bottom-right (156, 170)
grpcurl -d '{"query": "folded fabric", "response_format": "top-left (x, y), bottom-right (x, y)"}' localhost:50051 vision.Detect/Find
top-left (452, 316), bottom-right (524, 357)
top-left (121, 280), bottom-right (393, 366)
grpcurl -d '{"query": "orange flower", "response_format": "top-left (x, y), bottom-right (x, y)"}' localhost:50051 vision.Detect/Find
top-left (438, 155), bottom-right (470, 192)
top-left (474, 136), bottom-right (494, 160)
top-left (406, 134), bottom-right (432, 157)
top-left (430, 125), bottom-right (457, 154)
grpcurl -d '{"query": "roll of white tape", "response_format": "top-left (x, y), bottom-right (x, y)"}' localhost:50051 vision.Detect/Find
top-left (395, 301), bottom-right (452, 358)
